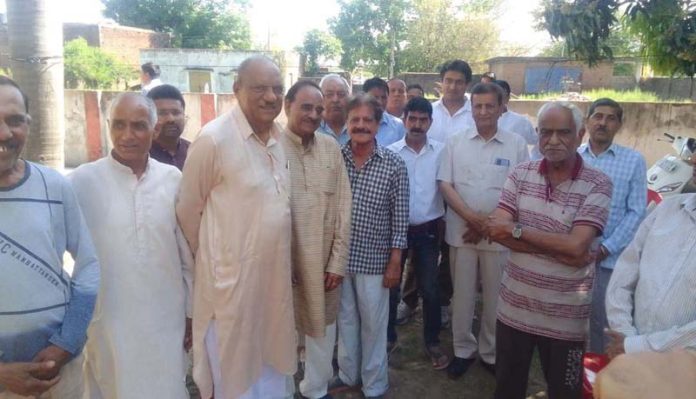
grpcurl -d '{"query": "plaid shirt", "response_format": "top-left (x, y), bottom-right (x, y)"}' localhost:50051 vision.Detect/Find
top-left (342, 142), bottom-right (409, 275)
top-left (579, 143), bottom-right (647, 269)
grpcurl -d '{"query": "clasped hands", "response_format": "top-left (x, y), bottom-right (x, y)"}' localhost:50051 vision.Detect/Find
top-left (462, 212), bottom-right (512, 244)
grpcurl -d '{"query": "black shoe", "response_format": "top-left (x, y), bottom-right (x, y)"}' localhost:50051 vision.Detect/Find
top-left (480, 360), bottom-right (496, 376)
top-left (446, 356), bottom-right (475, 379)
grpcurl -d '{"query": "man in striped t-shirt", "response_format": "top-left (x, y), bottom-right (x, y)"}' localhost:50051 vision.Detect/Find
top-left (486, 102), bottom-right (612, 399)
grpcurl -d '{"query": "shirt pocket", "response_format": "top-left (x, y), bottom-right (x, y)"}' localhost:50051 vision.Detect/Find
top-left (318, 165), bottom-right (337, 196)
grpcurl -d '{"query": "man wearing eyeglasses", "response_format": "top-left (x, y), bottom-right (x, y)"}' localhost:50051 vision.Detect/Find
top-left (0, 76), bottom-right (100, 398)
top-left (147, 84), bottom-right (189, 171)
top-left (177, 55), bottom-right (297, 399)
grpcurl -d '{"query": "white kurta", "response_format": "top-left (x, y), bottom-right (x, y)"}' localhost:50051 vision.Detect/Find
top-left (69, 155), bottom-right (193, 399)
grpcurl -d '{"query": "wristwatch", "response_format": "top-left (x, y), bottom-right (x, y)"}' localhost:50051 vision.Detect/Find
top-left (512, 223), bottom-right (523, 240)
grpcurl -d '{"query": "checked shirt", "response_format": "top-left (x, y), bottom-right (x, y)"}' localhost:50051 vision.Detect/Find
top-left (342, 142), bottom-right (409, 275)
top-left (579, 143), bottom-right (647, 270)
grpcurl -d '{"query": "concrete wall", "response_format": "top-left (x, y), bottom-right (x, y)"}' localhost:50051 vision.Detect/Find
top-left (140, 49), bottom-right (302, 94)
top-left (507, 100), bottom-right (696, 165)
top-left (639, 77), bottom-right (696, 101)
top-left (62, 90), bottom-right (695, 168)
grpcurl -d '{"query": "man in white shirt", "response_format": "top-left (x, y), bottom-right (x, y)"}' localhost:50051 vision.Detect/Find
top-left (387, 97), bottom-right (449, 369)
top-left (70, 93), bottom-right (193, 399)
top-left (493, 79), bottom-right (540, 159)
top-left (140, 62), bottom-right (163, 94)
top-left (427, 60), bottom-right (475, 144)
top-left (438, 83), bottom-right (529, 378)
top-left (605, 161), bottom-right (696, 358)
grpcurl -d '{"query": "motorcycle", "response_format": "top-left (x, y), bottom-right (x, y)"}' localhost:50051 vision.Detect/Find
top-left (646, 133), bottom-right (696, 198)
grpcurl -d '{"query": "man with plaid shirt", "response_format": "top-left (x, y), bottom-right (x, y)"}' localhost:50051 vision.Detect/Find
top-left (578, 98), bottom-right (647, 354)
top-left (331, 94), bottom-right (409, 399)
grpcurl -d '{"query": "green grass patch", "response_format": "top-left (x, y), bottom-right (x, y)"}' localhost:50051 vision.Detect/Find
top-left (518, 88), bottom-right (691, 103)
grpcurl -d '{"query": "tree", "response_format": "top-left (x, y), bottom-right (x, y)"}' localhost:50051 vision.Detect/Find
top-left (102, 0), bottom-right (252, 49)
top-left (399, 0), bottom-right (501, 73)
top-left (64, 39), bottom-right (134, 89)
top-left (297, 30), bottom-right (342, 76)
top-left (330, 0), bottom-right (410, 76)
top-left (538, 18), bottom-right (641, 58)
top-left (6, 0), bottom-right (65, 168)
top-left (539, 0), bottom-right (696, 77)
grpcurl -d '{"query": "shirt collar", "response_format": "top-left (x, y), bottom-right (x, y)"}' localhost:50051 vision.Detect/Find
top-left (233, 104), bottom-right (281, 146)
top-left (538, 154), bottom-right (583, 180)
top-left (434, 98), bottom-right (470, 117)
top-left (342, 140), bottom-right (385, 159)
top-left (108, 151), bottom-right (152, 177)
top-left (395, 138), bottom-right (434, 153)
top-left (320, 119), bottom-right (346, 135)
top-left (283, 127), bottom-right (315, 148)
top-left (580, 142), bottom-right (618, 157)
top-left (465, 128), bottom-right (504, 143)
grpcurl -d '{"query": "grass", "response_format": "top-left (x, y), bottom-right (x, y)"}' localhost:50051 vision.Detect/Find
top-left (518, 88), bottom-right (691, 103)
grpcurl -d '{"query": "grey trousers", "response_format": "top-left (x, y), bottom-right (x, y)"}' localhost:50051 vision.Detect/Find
top-left (589, 266), bottom-right (613, 353)
top-left (337, 273), bottom-right (389, 397)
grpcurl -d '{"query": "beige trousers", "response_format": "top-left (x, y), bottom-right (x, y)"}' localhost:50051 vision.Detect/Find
top-left (450, 246), bottom-right (507, 364)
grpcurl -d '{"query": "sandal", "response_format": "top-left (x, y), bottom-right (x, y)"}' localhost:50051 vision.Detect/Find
top-left (425, 344), bottom-right (451, 370)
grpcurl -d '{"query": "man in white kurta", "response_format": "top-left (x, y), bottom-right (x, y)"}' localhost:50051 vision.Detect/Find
top-left (69, 93), bottom-right (193, 398)
top-left (176, 56), bottom-right (296, 399)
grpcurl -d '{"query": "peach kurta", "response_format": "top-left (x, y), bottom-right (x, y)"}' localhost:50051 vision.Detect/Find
top-left (176, 105), bottom-right (296, 399)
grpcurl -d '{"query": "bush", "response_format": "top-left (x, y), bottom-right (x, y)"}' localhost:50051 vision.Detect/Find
top-left (64, 38), bottom-right (134, 89)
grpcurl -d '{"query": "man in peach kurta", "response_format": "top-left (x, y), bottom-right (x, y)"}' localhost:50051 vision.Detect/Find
top-left (176, 56), bottom-right (296, 399)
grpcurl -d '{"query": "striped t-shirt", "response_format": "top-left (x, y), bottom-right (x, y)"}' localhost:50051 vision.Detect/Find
top-left (496, 157), bottom-right (612, 341)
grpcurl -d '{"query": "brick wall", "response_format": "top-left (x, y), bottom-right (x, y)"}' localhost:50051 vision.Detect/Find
top-left (99, 25), bottom-right (171, 67)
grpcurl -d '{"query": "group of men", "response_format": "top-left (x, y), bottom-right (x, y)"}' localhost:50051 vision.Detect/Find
top-left (1, 53), bottom-right (695, 399)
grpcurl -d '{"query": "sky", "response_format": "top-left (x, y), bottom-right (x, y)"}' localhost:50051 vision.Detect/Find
top-left (0, 0), bottom-right (552, 54)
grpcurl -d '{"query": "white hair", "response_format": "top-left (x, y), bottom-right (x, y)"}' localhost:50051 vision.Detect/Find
top-left (537, 101), bottom-right (584, 135)
top-left (319, 74), bottom-right (350, 91)
top-left (108, 92), bottom-right (158, 128)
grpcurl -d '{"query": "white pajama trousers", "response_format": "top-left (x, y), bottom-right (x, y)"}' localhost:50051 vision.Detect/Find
top-left (299, 323), bottom-right (336, 399)
top-left (450, 246), bottom-right (507, 364)
top-left (337, 273), bottom-right (389, 397)
top-left (204, 321), bottom-right (293, 399)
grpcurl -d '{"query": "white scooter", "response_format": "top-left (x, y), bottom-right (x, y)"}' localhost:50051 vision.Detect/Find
top-left (646, 133), bottom-right (696, 198)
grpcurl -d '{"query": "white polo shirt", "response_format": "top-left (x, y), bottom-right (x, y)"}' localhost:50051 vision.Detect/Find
top-left (499, 109), bottom-right (541, 160)
top-left (437, 128), bottom-right (529, 250)
top-left (388, 138), bottom-right (446, 225)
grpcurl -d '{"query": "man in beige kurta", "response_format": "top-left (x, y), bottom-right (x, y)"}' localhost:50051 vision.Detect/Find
top-left (280, 81), bottom-right (351, 399)
top-left (176, 56), bottom-right (296, 399)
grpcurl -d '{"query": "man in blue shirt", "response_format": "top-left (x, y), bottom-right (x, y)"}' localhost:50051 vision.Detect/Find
top-left (578, 98), bottom-right (647, 354)
top-left (318, 74), bottom-right (350, 145)
top-left (0, 76), bottom-right (100, 398)
top-left (363, 77), bottom-right (406, 147)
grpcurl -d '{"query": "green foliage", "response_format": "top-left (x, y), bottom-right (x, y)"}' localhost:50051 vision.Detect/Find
top-left (330, 0), bottom-right (501, 75)
top-left (297, 30), bottom-right (342, 76)
top-left (539, 0), bottom-right (696, 77)
top-left (399, 0), bottom-right (500, 73)
top-left (101, 0), bottom-right (251, 49)
top-left (330, 0), bottom-right (409, 75)
top-left (64, 38), bottom-right (133, 89)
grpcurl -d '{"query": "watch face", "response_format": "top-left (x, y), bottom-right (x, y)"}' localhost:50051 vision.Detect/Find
top-left (512, 225), bottom-right (522, 239)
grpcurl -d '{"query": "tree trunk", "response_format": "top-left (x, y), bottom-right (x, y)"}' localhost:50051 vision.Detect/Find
top-left (6, 0), bottom-right (64, 169)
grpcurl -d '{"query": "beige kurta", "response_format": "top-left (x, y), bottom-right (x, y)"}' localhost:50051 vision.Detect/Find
top-left (280, 129), bottom-right (351, 338)
top-left (176, 105), bottom-right (297, 399)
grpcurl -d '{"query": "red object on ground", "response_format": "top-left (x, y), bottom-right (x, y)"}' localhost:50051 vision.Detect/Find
top-left (583, 352), bottom-right (610, 399)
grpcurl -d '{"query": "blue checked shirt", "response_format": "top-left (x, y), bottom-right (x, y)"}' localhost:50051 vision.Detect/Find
top-left (579, 143), bottom-right (647, 269)
top-left (376, 113), bottom-right (406, 147)
top-left (318, 120), bottom-right (349, 145)
top-left (342, 143), bottom-right (409, 275)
